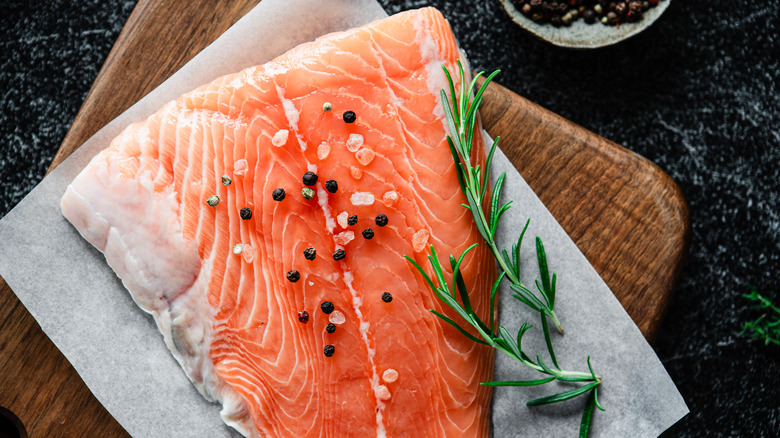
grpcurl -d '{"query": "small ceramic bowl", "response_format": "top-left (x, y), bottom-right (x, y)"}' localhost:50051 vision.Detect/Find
top-left (499, 0), bottom-right (671, 49)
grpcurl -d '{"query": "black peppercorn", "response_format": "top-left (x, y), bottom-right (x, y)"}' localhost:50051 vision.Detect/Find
top-left (240, 207), bottom-right (252, 220)
top-left (347, 215), bottom-right (358, 226)
top-left (302, 171), bottom-right (318, 186)
top-left (343, 111), bottom-right (356, 123)
top-left (325, 180), bottom-right (338, 193)
top-left (362, 228), bottom-right (374, 239)
top-left (375, 214), bottom-right (388, 227)
top-left (320, 301), bottom-right (335, 314)
top-left (304, 247), bottom-right (316, 260)
top-left (324, 344), bottom-right (335, 357)
top-left (583, 8), bottom-right (596, 23)
top-left (272, 188), bottom-right (286, 201)
top-left (333, 249), bottom-right (346, 261)
top-left (326, 323), bottom-right (336, 333)
top-left (286, 270), bottom-right (300, 283)
top-left (381, 291), bottom-right (393, 303)
top-left (298, 311), bottom-right (309, 323)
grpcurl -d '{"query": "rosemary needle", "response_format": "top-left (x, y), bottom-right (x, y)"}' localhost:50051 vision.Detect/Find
top-left (405, 62), bottom-right (604, 436)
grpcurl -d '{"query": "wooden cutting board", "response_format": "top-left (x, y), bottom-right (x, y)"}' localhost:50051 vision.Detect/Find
top-left (0, 1), bottom-right (689, 436)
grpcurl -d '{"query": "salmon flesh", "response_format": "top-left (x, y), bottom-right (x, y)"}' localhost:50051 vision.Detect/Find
top-left (61, 7), bottom-right (496, 437)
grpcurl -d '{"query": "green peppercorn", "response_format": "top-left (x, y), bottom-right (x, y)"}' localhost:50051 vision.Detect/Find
top-left (323, 102), bottom-right (333, 112)
top-left (206, 195), bottom-right (220, 207)
top-left (302, 187), bottom-right (315, 200)
top-left (221, 175), bottom-right (232, 186)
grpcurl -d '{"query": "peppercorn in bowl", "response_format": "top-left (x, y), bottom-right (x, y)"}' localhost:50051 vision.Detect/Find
top-left (499, 0), bottom-right (670, 48)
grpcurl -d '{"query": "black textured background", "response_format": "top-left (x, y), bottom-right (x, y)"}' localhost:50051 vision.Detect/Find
top-left (1, 0), bottom-right (779, 436)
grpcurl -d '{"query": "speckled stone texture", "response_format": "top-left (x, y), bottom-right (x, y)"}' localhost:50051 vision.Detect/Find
top-left (1, 0), bottom-right (778, 436)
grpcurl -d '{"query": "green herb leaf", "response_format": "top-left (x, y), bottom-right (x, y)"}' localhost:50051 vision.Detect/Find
top-left (542, 313), bottom-right (560, 370)
top-left (739, 286), bottom-right (780, 346)
top-left (481, 137), bottom-right (500, 199)
top-left (536, 237), bottom-right (554, 308)
top-left (510, 284), bottom-right (546, 313)
top-left (489, 271), bottom-right (505, 333)
top-left (481, 377), bottom-right (556, 387)
top-left (526, 381), bottom-right (600, 406)
top-left (489, 173), bottom-right (507, 236)
top-left (579, 389), bottom-right (596, 438)
top-left (430, 309), bottom-right (489, 346)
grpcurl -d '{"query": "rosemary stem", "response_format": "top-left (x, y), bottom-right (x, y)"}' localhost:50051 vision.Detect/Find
top-left (476, 320), bottom-right (594, 382)
top-left (469, 178), bottom-right (566, 335)
top-left (549, 311), bottom-right (565, 335)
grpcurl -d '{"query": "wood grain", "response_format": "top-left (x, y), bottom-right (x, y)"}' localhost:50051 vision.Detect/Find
top-left (1, 0), bottom-right (689, 436)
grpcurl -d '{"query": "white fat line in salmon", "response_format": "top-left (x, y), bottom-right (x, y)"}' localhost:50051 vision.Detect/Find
top-left (275, 83), bottom-right (307, 151)
top-left (313, 173), bottom-right (387, 438)
top-left (342, 270), bottom-right (387, 438)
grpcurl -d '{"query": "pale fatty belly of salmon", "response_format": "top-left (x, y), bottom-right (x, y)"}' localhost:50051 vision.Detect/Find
top-left (60, 7), bottom-right (496, 438)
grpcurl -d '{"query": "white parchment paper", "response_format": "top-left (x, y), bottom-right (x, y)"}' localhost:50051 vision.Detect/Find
top-left (0, 0), bottom-right (687, 436)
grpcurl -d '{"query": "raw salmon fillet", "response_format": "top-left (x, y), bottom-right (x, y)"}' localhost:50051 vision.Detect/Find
top-left (61, 8), bottom-right (496, 437)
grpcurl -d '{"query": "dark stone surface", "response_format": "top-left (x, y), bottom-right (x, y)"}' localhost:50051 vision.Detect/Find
top-left (1, 0), bottom-right (778, 436)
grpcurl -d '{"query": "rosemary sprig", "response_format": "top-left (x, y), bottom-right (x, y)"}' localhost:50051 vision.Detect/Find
top-left (405, 62), bottom-right (604, 436)
top-left (440, 61), bottom-right (564, 336)
top-left (739, 286), bottom-right (780, 346)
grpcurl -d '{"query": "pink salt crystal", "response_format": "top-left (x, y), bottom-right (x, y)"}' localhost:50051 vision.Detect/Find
top-left (346, 133), bottom-right (363, 152)
top-left (272, 129), bottom-right (289, 147)
top-left (317, 142), bottom-right (330, 160)
top-left (241, 244), bottom-right (255, 263)
top-left (412, 229), bottom-right (430, 252)
top-left (382, 368), bottom-right (399, 383)
top-left (334, 231), bottom-right (355, 246)
top-left (350, 192), bottom-right (375, 206)
top-left (376, 385), bottom-right (392, 400)
top-left (337, 211), bottom-right (349, 228)
top-left (355, 148), bottom-right (375, 165)
top-left (233, 159), bottom-right (248, 176)
top-left (329, 310), bottom-right (346, 325)
top-left (382, 190), bottom-right (399, 206)
top-left (350, 166), bottom-right (363, 179)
